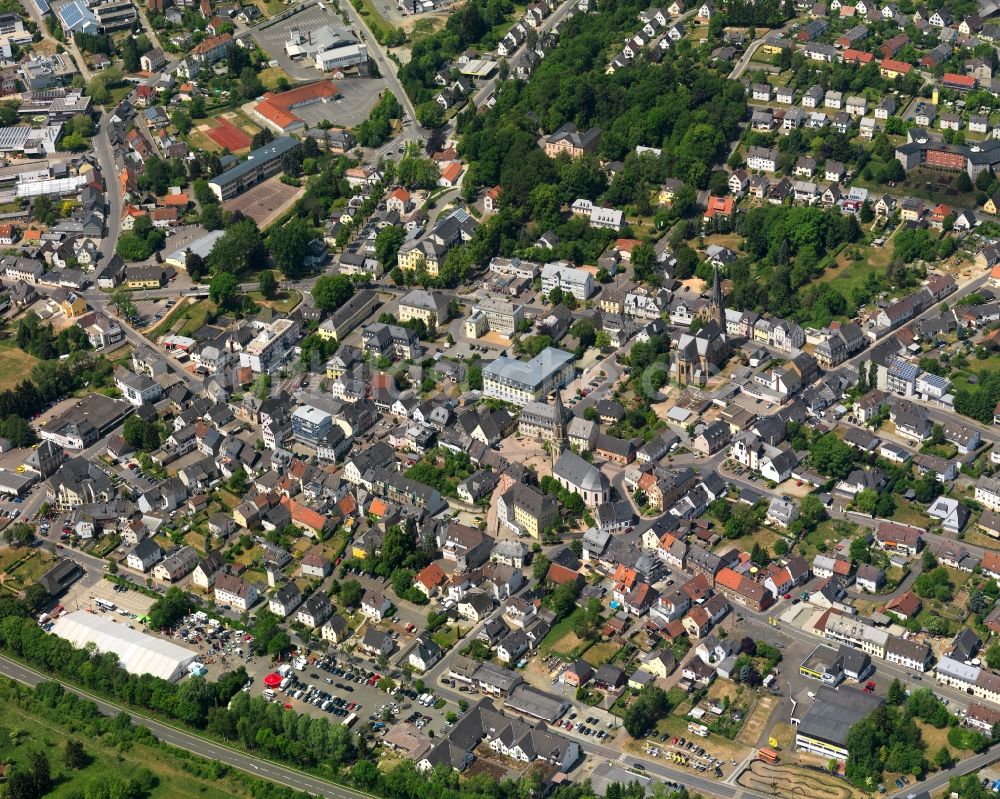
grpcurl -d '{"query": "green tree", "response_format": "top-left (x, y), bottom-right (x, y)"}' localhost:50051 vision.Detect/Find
top-left (63, 739), bottom-right (87, 770)
top-left (312, 274), bottom-right (355, 311)
top-left (207, 219), bottom-right (265, 275)
top-left (340, 579), bottom-right (363, 608)
top-left (258, 270), bottom-right (278, 300)
top-left (209, 272), bottom-right (239, 307)
top-left (267, 218), bottom-right (314, 278)
top-left (375, 226), bottom-right (406, 269)
top-left (147, 587), bottom-right (193, 630)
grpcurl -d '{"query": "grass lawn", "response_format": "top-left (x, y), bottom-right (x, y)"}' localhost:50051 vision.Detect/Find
top-left (258, 66), bottom-right (292, 90)
top-left (356, 0), bottom-right (394, 39)
top-left (540, 608), bottom-right (584, 655)
top-left (814, 241), bottom-right (892, 303)
top-left (0, 696), bottom-right (254, 799)
top-left (186, 128), bottom-right (221, 153)
top-left (585, 640), bottom-right (621, 665)
top-left (179, 299), bottom-right (219, 337)
top-left (890, 502), bottom-right (931, 528)
top-left (217, 489), bottom-right (241, 509)
top-left (431, 624), bottom-right (461, 650)
top-left (915, 721), bottom-right (959, 760)
top-left (0, 339), bottom-right (39, 391)
top-left (246, 288), bottom-right (302, 313)
top-left (8, 551), bottom-right (56, 588)
top-left (798, 519), bottom-right (850, 560)
top-left (961, 527), bottom-right (1000, 552)
top-left (715, 527), bottom-right (780, 556)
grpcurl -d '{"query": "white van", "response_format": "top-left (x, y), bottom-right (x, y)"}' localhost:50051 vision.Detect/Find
top-left (264, 689), bottom-right (276, 700)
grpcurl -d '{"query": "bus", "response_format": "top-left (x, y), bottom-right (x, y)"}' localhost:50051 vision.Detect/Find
top-left (94, 598), bottom-right (116, 612)
top-left (343, 713), bottom-right (357, 729)
top-left (758, 748), bottom-right (779, 765)
top-left (687, 723), bottom-right (709, 738)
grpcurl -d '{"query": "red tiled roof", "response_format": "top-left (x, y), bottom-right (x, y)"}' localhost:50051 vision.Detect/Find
top-left (880, 58), bottom-right (912, 74)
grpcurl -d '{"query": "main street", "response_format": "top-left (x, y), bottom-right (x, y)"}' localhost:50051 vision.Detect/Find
top-left (334, 0), bottom-right (419, 130)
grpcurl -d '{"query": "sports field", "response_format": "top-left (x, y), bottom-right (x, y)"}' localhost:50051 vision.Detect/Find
top-left (206, 117), bottom-right (253, 151)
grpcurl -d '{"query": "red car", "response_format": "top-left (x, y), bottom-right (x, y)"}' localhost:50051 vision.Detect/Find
top-left (782, 593), bottom-right (792, 600)
top-left (864, 681), bottom-right (876, 693)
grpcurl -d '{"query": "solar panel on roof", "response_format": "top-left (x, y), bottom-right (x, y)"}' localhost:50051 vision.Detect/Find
top-left (60, 2), bottom-right (83, 27)
top-left (34, 0), bottom-right (50, 13)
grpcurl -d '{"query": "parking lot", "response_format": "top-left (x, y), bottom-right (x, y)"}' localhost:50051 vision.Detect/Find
top-left (240, 642), bottom-right (458, 739)
top-left (290, 78), bottom-right (389, 128)
top-left (88, 578), bottom-right (156, 618)
top-left (254, 4), bottom-right (361, 79)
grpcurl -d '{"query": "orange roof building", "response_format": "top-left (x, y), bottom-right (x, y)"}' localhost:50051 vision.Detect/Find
top-left (439, 161), bottom-right (463, 186)
top-left (415, 563), bottom-right (448, 596)
top-left (159, 192), bottom-right (190, 207)
top-left (879, 58), bottom-right (912, 77)
top-left (843, 48), bottom-right (874, 64)
top-left (280, 496), bottom-right (328, 536)
top-left (704, 195), bottom-right (734, 220)
top-left (252, 80), bottom-right (339, 134)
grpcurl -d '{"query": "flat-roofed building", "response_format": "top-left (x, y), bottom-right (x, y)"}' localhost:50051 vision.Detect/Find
top-left (482, 347), bottom-right (575, 405)
top-left (208, 136), bottom-right (299, 200)
top-left (465, 297), bottom-right (524, 338)
top-left (795, 686), bottom-right (883, 761)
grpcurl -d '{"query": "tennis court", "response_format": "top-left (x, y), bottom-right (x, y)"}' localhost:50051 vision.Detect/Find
top-left (206, 117), bottom-right (252, 151)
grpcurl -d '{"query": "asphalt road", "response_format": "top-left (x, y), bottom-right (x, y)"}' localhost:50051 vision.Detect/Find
top-left (471, 0), bottom-right (582, 109)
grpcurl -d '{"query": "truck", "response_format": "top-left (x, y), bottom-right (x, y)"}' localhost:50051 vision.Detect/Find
top-left (343, 713), bottom-right (358, 728)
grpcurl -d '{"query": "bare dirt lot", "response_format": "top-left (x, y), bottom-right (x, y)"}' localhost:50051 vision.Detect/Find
top-left (223, 175), bottom-right (304, 227)
top-left (737, 760), bottom-right (860, 799)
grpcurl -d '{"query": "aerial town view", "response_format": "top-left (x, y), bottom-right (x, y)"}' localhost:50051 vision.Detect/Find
top-left (9, 0), bottom-right (1000, 797)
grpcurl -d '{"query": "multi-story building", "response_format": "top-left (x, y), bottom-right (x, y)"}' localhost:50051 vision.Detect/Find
top-left (540, 262), bottom-right (594, 300)
top-left (208, 136), bottom-right (298, 200)
top-left (465, 298), bottom-right (525, 338)
top-left (496, 482), bottom-right (559, 538)
top-left (114, 367), bottom-right (164, 407)
top-left (214, 574), bottom-right (259, 612)
top-left (291, 405), bottom-right (333, 443)
top-left (543, 123), bottom-right (601, 158)
top-left (482, 347), bottom-right (575, 405)
top-left (398, 289), bottom-right (449, 328)
top-left (318, 290), bottom-right (379, 343)
top-left (239, 318), bottom-right (300, 373)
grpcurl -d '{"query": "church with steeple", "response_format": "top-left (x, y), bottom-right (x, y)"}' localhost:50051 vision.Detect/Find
top-left (673, 266), bottom-right (731, 387)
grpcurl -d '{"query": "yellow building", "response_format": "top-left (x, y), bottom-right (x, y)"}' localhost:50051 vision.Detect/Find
top-left (397, 243), bottom-right (441, 277)
top-left (59, 293), bottom-right (88, 318)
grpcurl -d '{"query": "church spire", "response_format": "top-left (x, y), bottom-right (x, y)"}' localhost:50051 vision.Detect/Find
top-left (710, 265), bottom-right (725, 328)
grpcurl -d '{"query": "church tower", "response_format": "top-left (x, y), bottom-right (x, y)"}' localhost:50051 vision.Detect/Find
top-left (708, 265), bottom-right (725, 330)
top-left (550, 389), bottom-right (567, 472)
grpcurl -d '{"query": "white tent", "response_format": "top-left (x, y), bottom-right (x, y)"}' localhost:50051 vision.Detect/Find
top-left (51, 610), bottom-right (197, 682)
